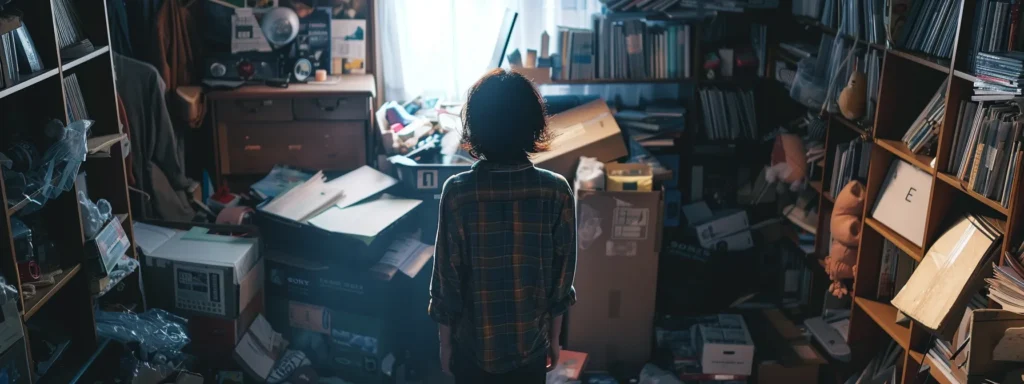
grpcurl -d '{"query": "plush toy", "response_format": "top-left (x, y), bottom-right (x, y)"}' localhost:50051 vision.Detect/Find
top-left (838, 63), bottom-right (867, 120)
top-left (764, 134), bottom-right (808, 191)
top-left (826, 180), bottom-right (865, 298)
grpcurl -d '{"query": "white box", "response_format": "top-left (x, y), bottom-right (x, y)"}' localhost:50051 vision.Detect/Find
top-left (693, 314), bottom-right (755, 376)
top-left (692, 210), bottom-right (750, 248)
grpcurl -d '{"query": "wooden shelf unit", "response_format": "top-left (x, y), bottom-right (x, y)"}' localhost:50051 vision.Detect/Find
top-left (790, 1), bottom-right (1024, 383)
top-left (0, 0), bottom-right (139, 382)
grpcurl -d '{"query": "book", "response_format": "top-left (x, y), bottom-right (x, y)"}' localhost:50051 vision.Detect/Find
top-left (892, 214), bottom-right (1003, 337)
top-left (896, 0), bottom-right (962, 59)
top-left (698, 87), bottom-right (757, 140)
top-left (947, 99), bottom-right (1022, 207)
top-left (871, 159), bottom-right (933, 247)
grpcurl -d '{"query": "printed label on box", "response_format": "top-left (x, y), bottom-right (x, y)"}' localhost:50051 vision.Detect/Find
top-left (289, 301), bottom-right (332, 335)
top-left (174, 264), bottom-right (226, 316)
top-left (605, 241), bottom-right (638, 257)
top-left (416, 170), bottom-right (439, 190)
top-left (612, 207), bottom-right (649, 239)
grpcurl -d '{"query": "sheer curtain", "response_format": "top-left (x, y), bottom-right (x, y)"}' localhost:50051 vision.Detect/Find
top-left (377, 0), bottom-right (604, 102)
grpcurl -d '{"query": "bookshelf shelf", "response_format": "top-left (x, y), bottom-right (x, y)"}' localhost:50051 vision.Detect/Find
top-left (855, 297), bottom-right (912, 349)
top-left (544, 78), bottom-right (692, 85)
top-left (22, 263), bottom-right (81, 321)
top-left (886, 49), bottom-right (951, 74)
top-left (952, 70), bottom-right (980, 83)
top-left (875, 139), bottom-right (935, 174)
top-left (865, 217), bottom-right (924, 262)
top-left (832, 114), bottom-right (872, 137)
top-left (795, 16), bottom-right (949, 74)
top-left (61, 46), bottom-right (110, 72)
top-left (0, 68), bottom-right (61, 101)
top-left (936, 172), bottom-right (1010, 215)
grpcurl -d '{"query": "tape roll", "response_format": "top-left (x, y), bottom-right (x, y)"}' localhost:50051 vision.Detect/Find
top-left (216, 206), bottom-right (254, 225)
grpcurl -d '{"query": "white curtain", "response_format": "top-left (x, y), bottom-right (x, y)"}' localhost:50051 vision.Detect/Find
top-left (377, 0), bottom-right (605, 102)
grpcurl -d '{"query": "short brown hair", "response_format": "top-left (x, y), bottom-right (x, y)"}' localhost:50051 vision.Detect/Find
top-left (461, 69), bottom-right (549, 163)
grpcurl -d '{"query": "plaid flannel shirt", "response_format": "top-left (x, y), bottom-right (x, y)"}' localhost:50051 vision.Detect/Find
top-left (427, 160), bottom-right (577, 374)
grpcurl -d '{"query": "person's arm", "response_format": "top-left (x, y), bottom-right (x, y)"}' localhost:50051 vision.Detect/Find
top-left (428, 181), bottom-right (463, 373)
top-left (548, 184), bottom-right (578, 363)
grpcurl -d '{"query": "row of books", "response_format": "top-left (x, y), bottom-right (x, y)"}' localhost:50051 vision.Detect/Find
top-left (600, 0), bottom-right (777, 13)
top-left (862, 49), bottom-right (882, 127)
top-left (902, 82), bottom-right (948, 155)
top-left (63, 74), bottom-right (87, 122)
top-left (896, 0), bottom-right (963, 59)
top-left (830, 139), bottom-right (872, 199)
top-left (557, 27), bottom-right (595, 81)
top-left (589, 17), bottom-right (692, 81)
top-left (876, 239), bottom-right (916, 301)
top-left (968, 0), bottom-right (1023, 72)
top-left (0, 25), bottom-right (43, 90)
top-left (947, 99), bottom-right (1022, 208)
top-left (834, 0), bottom-right (886, 45)
top-left (52, 0), bottom-right (88, 51)
top-left (925, 293), bottom-right (988, 384)
top-left (987, 247), bottom-right (1024, 314)
top-left (697, 87), bottom-right (757, 140)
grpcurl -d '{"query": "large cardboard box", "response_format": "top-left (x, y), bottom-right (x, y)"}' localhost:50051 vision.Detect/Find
top-left (266, 296), bottom-right (397, 384)
top-left (749, 309), bottom-right (826, 383)
top-left (187, 291), bottom-right (265, 368)
top-left (693, 314), bottom-right (755, 376)
top-left (567, 189), bottom-right (663, 372)
top-left (138, 222), bottom-right (263, 320)
top-left (531, 99), bottom-right (628, 180)
top-left (953, 309), bottom-right (1024, 384)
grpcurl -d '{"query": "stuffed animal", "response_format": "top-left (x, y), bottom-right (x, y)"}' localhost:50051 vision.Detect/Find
top-left (765, 134), bottom-right (808, 191)
top-left (826, 180), bottom-right (865, 298)
top-left (838, 63), bottom-right (868, 120)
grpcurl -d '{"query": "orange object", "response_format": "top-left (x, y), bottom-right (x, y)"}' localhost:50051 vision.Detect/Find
top-left (315, 69), bottom-right (328, 82)
top-left (825, 181), bottom-right (865, 297)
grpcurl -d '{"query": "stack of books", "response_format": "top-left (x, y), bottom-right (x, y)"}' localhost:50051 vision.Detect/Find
top-left (973, 51), bottom-right (1024, 99)
top-left (698, 87), bottom-right (757, 140)
top-left (830, 139), bottom-right (872, 198)
top-left (967, 0), bottom-right (1022, 71)
top-left (615, 106), bottom-right (686, 147)
top-left (901, 82), bottom-right (948, 155)
top-left (947, 100), bottom-right (1022, 207)
top-left (896, 0), bottom-right (963, 59)
top-left (591, 17), bottom-right (692, 81)
top-left (988, 253), bottom-right (1024, 313)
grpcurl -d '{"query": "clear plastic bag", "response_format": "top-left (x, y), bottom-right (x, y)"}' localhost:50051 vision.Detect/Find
top-left (6, 120), bottom-right (92, 215)
top-left (94, 256), bottom-right (139, 298)
top-left (96, 309), bottom-right (190, 363)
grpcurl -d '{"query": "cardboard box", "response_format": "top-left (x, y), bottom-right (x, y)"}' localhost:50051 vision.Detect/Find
top-left (266, 296), bottom-right (396, 384)
top-left (188, 291), bottom-right (265, 368)
top-left (85, 217), bottom-right (131, 278)
top-left (233, 314), bottom-right (288, 382)
top-left (749, 309), bottom-right (826, 383)
top-left (139, 222), bottom-right (262, 319)
top-left (567, 188), bottom-right (662, 372)
top-left (531, 99), bottom-right (628, 180)
top-left (265, 240), bottom-right (431, 317)
top-left (692, 210), bottom-right (750, 249)
top-left (693, 314), bottom-right (755, 376)
top-left (953, 309), bottom-right (1024, 384)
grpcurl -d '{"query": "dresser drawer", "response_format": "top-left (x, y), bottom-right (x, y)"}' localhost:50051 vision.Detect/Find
top-left (293, 96), bottom-right (369, 120)
top-left (216, 99), bottom-right (293, 122)
top-left (218, 121), bottom-right (366, 174)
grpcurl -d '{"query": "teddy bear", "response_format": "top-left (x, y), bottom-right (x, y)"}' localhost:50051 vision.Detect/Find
top-left (826, 180), bottom-right (865, 298)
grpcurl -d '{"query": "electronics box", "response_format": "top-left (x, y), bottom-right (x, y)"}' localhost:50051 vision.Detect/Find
top-left (140, 221), bottom-right (263, 319)
top-left (85, 217), bottom-right (131, 278)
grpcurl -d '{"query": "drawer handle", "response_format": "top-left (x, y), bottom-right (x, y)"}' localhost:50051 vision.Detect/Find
top-left (236, 100), bottom-right (272, 113)
top-left (244, 145), bottom-right (262, 151)
top-left (315, 98), bottom-right (346, 112)
top-left (287, 145), bottom-right (302, 151)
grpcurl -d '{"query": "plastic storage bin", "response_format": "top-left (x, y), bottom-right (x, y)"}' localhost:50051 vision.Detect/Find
top-left (789, 57), bottom-right (827, 109)
top-left (388, 155), bottom-right (471, 244)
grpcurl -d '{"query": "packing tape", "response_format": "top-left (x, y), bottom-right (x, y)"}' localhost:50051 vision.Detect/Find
top-left (216, 206), bottom-right (253, 225)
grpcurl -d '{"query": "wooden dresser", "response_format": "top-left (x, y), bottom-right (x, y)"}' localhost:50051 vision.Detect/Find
top-left (207, 75), bottom-right (376, 182)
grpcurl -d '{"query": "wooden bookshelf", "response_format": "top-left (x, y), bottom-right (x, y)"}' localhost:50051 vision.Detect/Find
top-left (0, 0), bottom-right (139, 381)
top-left (789, 1), bottom-right (1024, 383)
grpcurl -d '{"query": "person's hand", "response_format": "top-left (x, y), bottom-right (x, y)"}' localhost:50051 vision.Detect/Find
top-left (440, 341), bottom-right (453, 375)
top-left (547, 342), bottom-right (561, 372)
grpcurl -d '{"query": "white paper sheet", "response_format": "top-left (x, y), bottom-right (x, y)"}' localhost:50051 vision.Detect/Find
top-left (310, 197), bottom-right (421, 238)
top-left (327, 165), bottom-right (398, 209)
top-left (132, 223), bottom-right (181, 256)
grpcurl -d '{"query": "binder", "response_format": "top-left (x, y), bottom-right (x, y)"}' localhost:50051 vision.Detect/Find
top-left (870, 159), bottom-right (933, 247)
